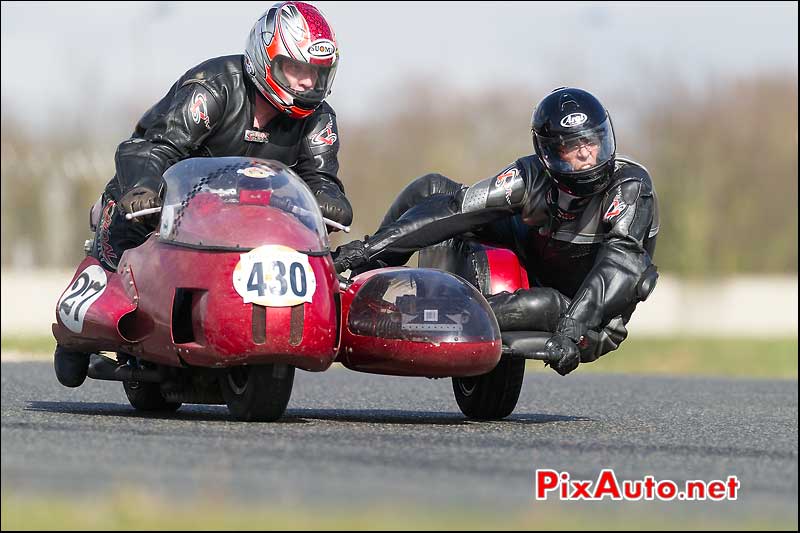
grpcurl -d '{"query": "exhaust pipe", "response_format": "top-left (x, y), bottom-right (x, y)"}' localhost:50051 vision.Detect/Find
top-left (87, 354), bottom-right (164, 383)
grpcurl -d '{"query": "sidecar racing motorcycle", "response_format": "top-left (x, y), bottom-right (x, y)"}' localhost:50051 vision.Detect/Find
top-left (53, 157), bottom-right (553, 421)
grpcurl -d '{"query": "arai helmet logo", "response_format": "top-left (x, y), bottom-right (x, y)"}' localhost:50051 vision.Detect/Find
top-left (244, 55), bottom-right (255, 76)
top-left (308, 40), bottom-right (336, 58)
top-left (560, 113), bottom-right (588, 128)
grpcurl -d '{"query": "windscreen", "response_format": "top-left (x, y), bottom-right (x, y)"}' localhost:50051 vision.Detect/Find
top-left (158, 157), bottom-right (328, 252)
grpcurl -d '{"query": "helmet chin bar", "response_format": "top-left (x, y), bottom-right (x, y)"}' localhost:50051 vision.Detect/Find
top-left (255, 77), bottom-right (318, 119)
top-left (260, 71), bottom-right (325, 119)
top-left (549, 159), bottom-right (615, 197)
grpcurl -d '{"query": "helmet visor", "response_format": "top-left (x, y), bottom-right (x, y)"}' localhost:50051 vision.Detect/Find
top-left (271, 55), bottom-right (337, 106)
top-left (537, 119), bottom-right (615, 175)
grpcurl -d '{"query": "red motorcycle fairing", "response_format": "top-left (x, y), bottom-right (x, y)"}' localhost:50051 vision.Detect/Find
top-left (52, 256), bottom-right (139, 354)
top-left (52, 239), bottom-right (339, 373)
top-left (54, 157), bottom-right (341, 373)
top-left (418, 240), bottom-right (530, 296)
top-left (338, 268), bottom-right (502, 377)
top-left (484, 246), bottom-right (530, 294)
top-left (115, 236), bottom-right (338, 371)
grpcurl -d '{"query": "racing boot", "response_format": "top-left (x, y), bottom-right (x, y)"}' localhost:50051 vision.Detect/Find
top-left (54, 345), bottom-right (90, 387)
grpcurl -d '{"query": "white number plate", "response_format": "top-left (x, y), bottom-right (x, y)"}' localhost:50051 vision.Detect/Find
top-left (57, 265), bottom-right (108, 333)
top-left (232, 245), bottom-right (317, 307)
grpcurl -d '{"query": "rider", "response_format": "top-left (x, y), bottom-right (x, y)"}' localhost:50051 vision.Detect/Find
top-left (333, 87), bottom-right (659, 376)
top-left (90, 1), bottom-right (352, 272)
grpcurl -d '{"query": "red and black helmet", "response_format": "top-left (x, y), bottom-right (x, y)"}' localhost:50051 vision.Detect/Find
top-left (244, 2), bottom-right (339, 119)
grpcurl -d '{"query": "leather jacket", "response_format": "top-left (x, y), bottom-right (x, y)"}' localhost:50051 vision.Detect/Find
top-left (105, 54), bottom-right (352, 225)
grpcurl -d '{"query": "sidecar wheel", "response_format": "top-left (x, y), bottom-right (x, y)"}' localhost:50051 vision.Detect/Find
top-left (220, 364), bottom-right (294, 422)
top-left (54, 345), bottom-right (89, 387)
top-left (452, 357), bottom-right (525, 420)
top-left (123, 381), bottom-right (182, 412)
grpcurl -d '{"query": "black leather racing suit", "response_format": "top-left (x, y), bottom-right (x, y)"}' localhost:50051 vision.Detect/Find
top-left (91, 54), bottom-right (352, 271)
top-left (340, 155), bottom-right (659, 362)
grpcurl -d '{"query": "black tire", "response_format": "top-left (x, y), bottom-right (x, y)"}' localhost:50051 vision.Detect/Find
top-left (220, 364), bottom-right (294, 422)
top-left (452, 357), bottom-right (526, 420)
top-left (53, 345), bottom-right (90, 388)
top-left (123, 381), bottom-right (182, 412)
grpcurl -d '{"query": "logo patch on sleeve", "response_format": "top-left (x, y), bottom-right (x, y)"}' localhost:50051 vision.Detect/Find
top-left (604, 187), bottom-right (628, 222)
top-left (189, 91), bottom-right (212, 130)
top-left (494, 166), bottom-right (519, 205)
top-left (311, 118), bottom-right (337, 146)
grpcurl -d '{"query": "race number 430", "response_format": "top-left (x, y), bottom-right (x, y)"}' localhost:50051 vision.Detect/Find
top-left (57, 265), bottom-right (108, 333)
top-left (232, 245), bottom-right (317, 307)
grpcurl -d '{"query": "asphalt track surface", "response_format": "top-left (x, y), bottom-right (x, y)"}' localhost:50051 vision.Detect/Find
top-left (2, 361), bottom-right (797, 525)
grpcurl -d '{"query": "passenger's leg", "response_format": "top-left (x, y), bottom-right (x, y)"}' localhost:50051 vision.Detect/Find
top-left (379, 173), bottom-right (464, 228)
top-left (486, 288), bottom-right (570, 332)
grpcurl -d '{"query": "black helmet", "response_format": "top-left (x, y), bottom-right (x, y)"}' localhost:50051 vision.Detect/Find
top-left (531, 87), bottom-right (616, 197)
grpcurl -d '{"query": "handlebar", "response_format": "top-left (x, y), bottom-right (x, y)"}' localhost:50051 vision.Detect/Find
top-left (124, 201), bottom-right (350, 233)
top-left (125, 207), bottom-right (162, 220)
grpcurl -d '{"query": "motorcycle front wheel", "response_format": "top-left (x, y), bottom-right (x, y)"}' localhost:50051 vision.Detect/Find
top-left (220, 364), bottom-right (294, 422)
top-left (452, 357), bottom-right (525, 420)
top-left (123, 380), bottom-right (182, 412)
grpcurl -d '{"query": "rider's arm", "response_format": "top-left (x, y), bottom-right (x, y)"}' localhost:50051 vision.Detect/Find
top-left (363, 161), bottom-right (531, 262)
top-left (294, 104), bottom-right (353, 225)
top-left (556, 176), bottom-right (659, 342)
top-left (114, 80), bottom-right (224, 198)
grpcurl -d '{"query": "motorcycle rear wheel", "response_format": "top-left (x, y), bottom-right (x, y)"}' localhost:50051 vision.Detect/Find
top-left (452, 357), bottom-right (525, 420)
top-left (220, 364), bottom-right (295, 422)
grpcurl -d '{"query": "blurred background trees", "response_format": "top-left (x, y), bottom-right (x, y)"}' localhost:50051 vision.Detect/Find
top-left (1, 72), bottom-right (797, 277)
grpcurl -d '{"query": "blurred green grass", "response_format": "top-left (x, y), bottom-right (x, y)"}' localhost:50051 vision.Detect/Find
top-left (1, 490), bottom-right (794, 530)
top-left (1, 335), bottom-right (57, 355)
top-left (2, 335), bottom-right (796, 379)
top-left (526, 336), bottom-right (798, 379)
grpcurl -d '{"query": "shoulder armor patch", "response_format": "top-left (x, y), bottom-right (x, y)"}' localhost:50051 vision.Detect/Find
top-left (615, 155), bottom-right (650, 175)
top-left (612, 156), bottom-right (653, 196)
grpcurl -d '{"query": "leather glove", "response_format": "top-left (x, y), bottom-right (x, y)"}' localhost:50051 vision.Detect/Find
top-left (333, 239), bottom-right (369, 274)
top-left (545, 333), bottom-right (580, 376)
top-left (315, 185), bottom-right (353, 229)
top-left (557, 316), bottom-right (587, 345)
top-left (120, 186), bottom-right (161, 215)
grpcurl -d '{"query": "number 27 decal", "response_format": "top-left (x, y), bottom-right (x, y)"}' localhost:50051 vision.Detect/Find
top-left (57, 265), bottom-right (108, 333)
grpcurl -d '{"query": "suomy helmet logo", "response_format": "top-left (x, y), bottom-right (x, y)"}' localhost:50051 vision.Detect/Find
top-left (560, 113), bottom-right (588, 128)
top-left (308, 40), bottom-right (336, 58)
